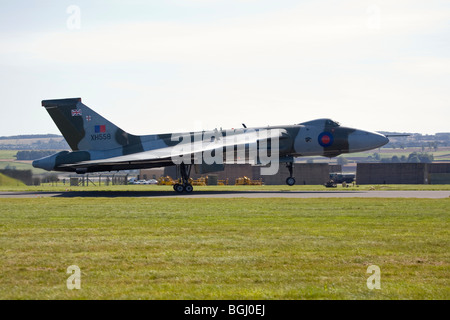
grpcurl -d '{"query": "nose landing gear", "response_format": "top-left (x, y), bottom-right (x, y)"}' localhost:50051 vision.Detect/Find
top-left (286, 161), bottom-right (296, 186)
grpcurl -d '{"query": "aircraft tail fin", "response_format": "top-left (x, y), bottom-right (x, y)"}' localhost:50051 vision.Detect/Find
top-left (41, 98), bottom-right (143, 152)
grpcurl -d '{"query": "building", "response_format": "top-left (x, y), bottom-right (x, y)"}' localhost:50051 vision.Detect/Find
top-left (163, 163), bottom-right (330, 185)
top-left (139, 168), bottom-right (165, 180)
top-left (427, 163), bottom-right (450, 184)
top-left (356, 163), bottom-right (450, 184)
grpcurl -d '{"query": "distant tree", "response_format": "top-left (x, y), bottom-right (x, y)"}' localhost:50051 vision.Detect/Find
top-left (418, 153), bottom-right (434, 163)
top-left (43, 173), bottom-right (59, 183)
top-left (407, 152), bottom-right (433, 163)
top-left (432, 142), bottom-right (438, 152)
top-left (16, 150), bottom-right (56, 160)
top-left (391, 155), bottom-right (400, 163)
top-left (0, 134), bottom-right (62, 140)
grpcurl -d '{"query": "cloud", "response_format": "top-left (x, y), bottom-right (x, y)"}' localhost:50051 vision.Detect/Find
top-left (393, 57), bottom-right (450, 76)
top-left (0, 0), bottom-right (449, 135)
top-left (8, 0), bottom-right (444, 67)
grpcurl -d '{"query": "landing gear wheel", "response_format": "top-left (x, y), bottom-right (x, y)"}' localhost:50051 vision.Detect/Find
top-left (286, 177), bottom-right (296, 186)
top-left (184, 183), bottom-right (193, 193)
top-left (173, 164), bottom-right (193, 193)
top-left (174, 184), bottom-right (185, 193)
top-left (285, 160), bottom-right (296, 186)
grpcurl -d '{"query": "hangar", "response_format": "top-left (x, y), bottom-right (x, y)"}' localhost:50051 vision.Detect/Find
top-left (356, 163), bottom-right (450, 184)
top-left (138, 163), bottom-right (450, 186)
top-left (163, 163), bottom-right (332, 185)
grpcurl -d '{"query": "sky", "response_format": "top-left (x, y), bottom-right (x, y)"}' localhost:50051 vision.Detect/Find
top-left (0, 0), bottom-right (449, 136)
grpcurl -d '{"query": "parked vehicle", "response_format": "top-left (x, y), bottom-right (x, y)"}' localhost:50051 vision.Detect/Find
top-left (329, 173), bottom-right (355, 183)
top-left (128, 177), bottom-right (138, 184)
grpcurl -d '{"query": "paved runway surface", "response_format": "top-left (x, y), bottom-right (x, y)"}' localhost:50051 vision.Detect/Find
top-left (0, 190), bottom-right (449, 199)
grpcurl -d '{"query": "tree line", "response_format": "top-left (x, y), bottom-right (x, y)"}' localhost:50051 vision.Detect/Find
top-left (15, 150), bottom-right (58, 160)
top-left (372, 152), bottom-right (434, 163)
top-left (0, 134), bottom-right (62, 140)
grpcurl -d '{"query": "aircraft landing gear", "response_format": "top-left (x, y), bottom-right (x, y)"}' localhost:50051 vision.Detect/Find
top-left (174, 163), bottom-right (193, 193)
top-left (286, 162), bottom-right (296, 186)
top-left (173, 183), bottom-right (185, 193)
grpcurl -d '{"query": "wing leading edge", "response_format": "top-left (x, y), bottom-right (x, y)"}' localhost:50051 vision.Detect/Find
top-left (59, 128), bottom-right (288, 170)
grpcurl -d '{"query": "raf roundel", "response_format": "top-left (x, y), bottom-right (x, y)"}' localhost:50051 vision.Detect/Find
top-left (318, 132), bottom-right (334, 147)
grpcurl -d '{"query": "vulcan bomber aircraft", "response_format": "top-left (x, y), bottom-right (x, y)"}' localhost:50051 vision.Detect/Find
top-left (33, 98), bottom-right (389, 192)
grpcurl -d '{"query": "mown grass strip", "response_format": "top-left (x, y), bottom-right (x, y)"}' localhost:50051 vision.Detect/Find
top-left (0, 198), bottom-right (448, 299)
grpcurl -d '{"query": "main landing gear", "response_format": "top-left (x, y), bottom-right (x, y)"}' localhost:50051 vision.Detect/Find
top-left (172, 162), bottom-right (296, 191)
top-left (173, 163), bottom-right (194, 193)
top-left (285, 162), bottom-right (296, 186)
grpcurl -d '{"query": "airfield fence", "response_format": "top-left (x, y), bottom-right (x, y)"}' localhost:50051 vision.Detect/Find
top-left (63, 174), bottom-right (129, 187)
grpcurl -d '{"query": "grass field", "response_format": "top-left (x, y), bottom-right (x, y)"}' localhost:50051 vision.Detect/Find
top-left (0, 150), bottom-right (17, 160)
top-left (0, 179), bottom-right (450, 192)
top-left (0, 160), bottom-right (47, 175)
top-left (0, 173), bottom-right (25, 187)
top-left (1, 183), bottom-right (450, 192)
top-left (0, 197), bottom-right (448, 299)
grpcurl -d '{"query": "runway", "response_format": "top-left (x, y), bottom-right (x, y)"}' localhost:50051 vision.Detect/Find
top-left (0, 190), bottom-right (449, 199)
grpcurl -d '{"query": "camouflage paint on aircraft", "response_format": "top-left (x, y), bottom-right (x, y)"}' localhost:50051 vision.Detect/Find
top-left (33, 98), bottom-right (389, 179)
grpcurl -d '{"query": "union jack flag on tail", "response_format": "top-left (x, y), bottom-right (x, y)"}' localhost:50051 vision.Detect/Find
top-left (71, 109), bottom-right (82, 116)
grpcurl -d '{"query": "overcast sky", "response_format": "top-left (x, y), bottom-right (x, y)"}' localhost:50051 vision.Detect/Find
top-left (0, 0), bottom-right (449, 136)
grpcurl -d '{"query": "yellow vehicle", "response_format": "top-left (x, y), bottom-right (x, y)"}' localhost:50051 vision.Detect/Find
top-left (157, 176), bottom-right (175, 185)
top-left (235, 176), bottom-right (263, 186)
top-left (218, 179), bottom-right (229, 186)
top-left (189, 177), bottom-right (207, 186)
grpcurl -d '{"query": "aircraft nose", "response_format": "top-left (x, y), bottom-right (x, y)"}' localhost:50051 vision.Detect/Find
top-left (348, 130), bottom-right (389, 152)
top-left (374, 132), bottom-right (390, 147)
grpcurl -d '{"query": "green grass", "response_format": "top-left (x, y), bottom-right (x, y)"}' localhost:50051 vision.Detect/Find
top-left (0, 161), bottom-right (47, 175)
top-left (1, 183), bottom-right (450, 192)
top-left (0, 173), bottom-right (25, 187)
top-left (0, 198), bottom-right (448, 299)
top-left (0, 150), bottom-right (17, 160)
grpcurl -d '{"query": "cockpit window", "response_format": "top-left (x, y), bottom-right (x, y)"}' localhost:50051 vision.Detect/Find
top-left (298, 118), bottom-right (341, 127)
top-left (326, 120), bottom-right (340, 127)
